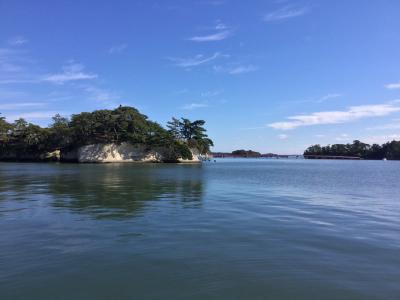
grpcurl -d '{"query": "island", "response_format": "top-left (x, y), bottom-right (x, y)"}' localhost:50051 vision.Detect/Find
top-left (212, 150), bottom-right (286, 158)
top-left (304, 140), bottom-right (400, 160)
top-left (0, 106), bottom-right (213, 163)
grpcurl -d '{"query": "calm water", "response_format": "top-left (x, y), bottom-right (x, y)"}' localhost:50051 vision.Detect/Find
top-left (1, 159), bottom-right (400, 300)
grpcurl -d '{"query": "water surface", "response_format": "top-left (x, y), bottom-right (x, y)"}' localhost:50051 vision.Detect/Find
top-left (1, 159), bottom-right (399, 300)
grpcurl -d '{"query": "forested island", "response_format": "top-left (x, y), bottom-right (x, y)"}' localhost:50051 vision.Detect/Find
top-left (212, 150), bottom-right (282, 158)
top-left (0, 106), bottom-right (213, 163)
top-left (304, 140), bottom-right (400, 160)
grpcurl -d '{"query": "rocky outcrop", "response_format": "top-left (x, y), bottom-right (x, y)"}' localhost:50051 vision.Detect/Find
top-left (60, 143), bottom-right (201, 163)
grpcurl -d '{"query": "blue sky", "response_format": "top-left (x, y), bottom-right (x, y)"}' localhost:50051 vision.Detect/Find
top-left (1, 0), bottom-right (400, 154)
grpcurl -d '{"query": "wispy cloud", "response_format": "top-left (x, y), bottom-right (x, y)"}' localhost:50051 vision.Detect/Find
top-left (367, 122), bottom-right (400, 130)
top-left (189, 21), bottom-right (233, 42)
top-left (228, 65), bottom-right (258, 75)
top-left (385, 81), bottom-right (400, 90)
top-left (201, 89), bottom-right (223, 97)
top-left (317, 93), bottom-right (341, 103)
top-left (109, 44), bottom-right (127, 54)
top-left (0, 47), bottom-right (37, 84)
top-left (181, 102), bottom-right (208, 110)
top-left (169, 52), bottom-right (221, 68)
top-left (8, 36), bottom-right (28, 46)
top-left (282, 93), bottom-right (342, 106)
top-left (4, 111), bottom-right (63, 122)
top-left (362, 134), bottom-right (400, 144)
top-left (189, 30), bottom-right (232, 42)
top-left (174, 88), bottom-right (189, 95)
top-left (278, 134), bottom-right (288, 140)
top-left (83, 85), bottom-right (120, 108)
top-left (214, 64), bottom-right (258, 75)
top-left (264, 5), bottom-right (309, 22)
top-left (0, 48), bottom-right (22, 72)
top-left (0, 102), bottom-right (46, 110)
top-left (268, 103), bottom-right (400, 130)
top-left (42, 62), bottom-right (97, 84)
top-left (335, 133), bottom-right (350, 142)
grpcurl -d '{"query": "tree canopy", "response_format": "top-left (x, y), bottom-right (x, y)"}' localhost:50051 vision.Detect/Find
top-left (0, 106), bottom-right (213, 162)
top-left (166, 117), bottom-right (214, 154)
top-left (231, 149), bottom-right (261, 157)
top-left (304, 140), bottom-right (400, 160)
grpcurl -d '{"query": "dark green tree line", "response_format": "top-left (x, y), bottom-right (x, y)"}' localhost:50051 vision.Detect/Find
top-left (304, 140), bottom-right (400, 160)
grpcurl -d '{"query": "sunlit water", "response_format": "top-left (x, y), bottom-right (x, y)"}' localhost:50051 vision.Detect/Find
top-left (1, 159), bottom-right (399, 300)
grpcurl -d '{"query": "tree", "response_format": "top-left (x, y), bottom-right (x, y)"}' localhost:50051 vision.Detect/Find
top-left (166, 117), bottom-right (182, 140)
top-left (167, 117), bottom-right (214, 154)
top-left (0, 114), bottom-right (12, 153)
top-left (49, 114), bottom-right (71, 150)
top-left (385, 140), bottom-right (400, 160)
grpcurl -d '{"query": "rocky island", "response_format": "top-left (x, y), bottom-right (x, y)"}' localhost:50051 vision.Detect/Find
top-left (0, 106), bottom-right (213, 163)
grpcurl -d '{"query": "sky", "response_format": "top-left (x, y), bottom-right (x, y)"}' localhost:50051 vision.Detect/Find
top-left (1, 0), bottom-right (400, 154)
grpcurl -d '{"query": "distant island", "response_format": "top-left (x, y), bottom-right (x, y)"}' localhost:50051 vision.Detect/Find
top-left (304, 140), bottom-right (400, 160)
top-left (212, 150), bottom-right (290, 158)
top-left (0, 106), bottom-right (213, 163)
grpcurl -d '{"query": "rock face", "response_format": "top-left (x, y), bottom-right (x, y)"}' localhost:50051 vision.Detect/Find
top-left (61, 143), bottom-right (201, 163)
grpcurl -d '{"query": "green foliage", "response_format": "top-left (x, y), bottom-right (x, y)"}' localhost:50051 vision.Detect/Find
top-left (167, 117), bottom-right (213, 154)
top-left (304, 140), bottom-right (400, 160)
top-left (162, 141), bottom-right (193, 162)
top-left (0, 106), bottom-right (213, 162)
top-left (48, 114), bottom-right (71, 150)
top-left (231, 149), bottom-right (261, 157)
top-left (69, 106), bottom-right (152, 145)
top-left (0, 117), bottom-right (51, 159)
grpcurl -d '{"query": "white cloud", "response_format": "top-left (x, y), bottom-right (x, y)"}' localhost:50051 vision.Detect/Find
top-left (362, 134), bottom-right (400, 144)
top-left (284, 93), bottom-right (342, 105)
top-left (385, 81), bottom-right (400, 90)
top-left (213, 64), bottom-right (258, 75)
top-left (84, 85), bottom-right (120, 108)
top-left (0, 102), bottom-right (46, 110)
top-left (264, 6), bottom-right (309, 22)
top-left (0, 47), bottom-right (38, 84)
top-left (181, 102), bottom-right (208, 110)
top-left (278, 134), bottom-right (288, 140)
top-left (42, 62), bottom-right (97, 84)
top-left (201, 89), bottom-right (223, 97)
top-left (335, 133), bottom-right (350, 142)
top-left (367, 122), bottom-right (400, 130)
top-left (268, 103), bottom-right (400, 130)
top-left (317, 93), bottom-right (341, 103)
top-left (169, 52), bottom-right (221, 67)
top-left (8, 36), bottom-right (28, 46)
top-left (109, 44), bottom-right (127, 54)
top-left (188, 20), bottom-right (233, 42)
top-left (215, 22), bottom-right (228, 30)
top-left (228, 65), bottom-right (258, 75)
top-left (174, 88), bottom-right (189, 95)
top-left (4, 111), bottom-right (62, 122)
top-left (189, 30), bottom-right (231, 42)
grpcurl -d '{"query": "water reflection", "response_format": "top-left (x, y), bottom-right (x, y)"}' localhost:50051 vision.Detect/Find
top-left (0, 163), bottom-right (204, 219)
